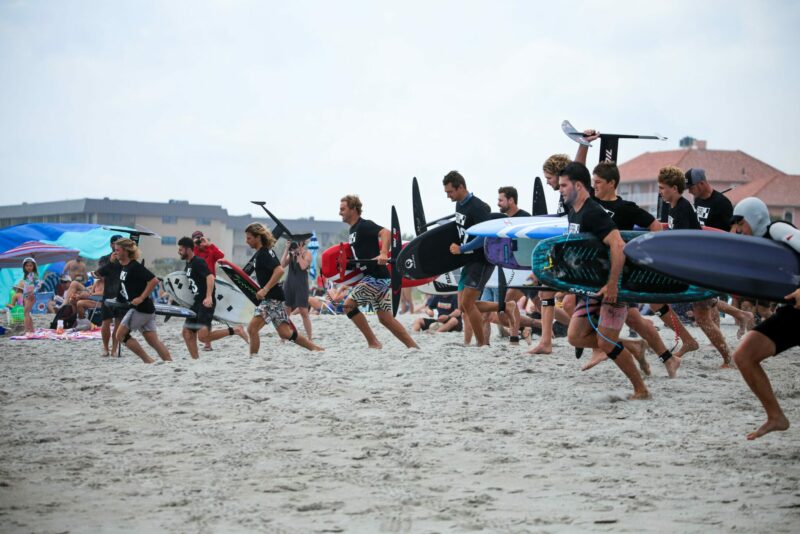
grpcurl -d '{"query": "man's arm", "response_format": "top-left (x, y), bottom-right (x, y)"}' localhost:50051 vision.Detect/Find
top-left (377, 227), bottom-right (390, 264)
top-left (132, 277), bottom-right (159, 306)
top-left (574, 130), bottom-right (600, 165)
top-left (600, 229), bottom-right (625, 303)
top-left (256, 266), bottom-right (284, 300)
top-left (204, 273), bottom-right (215, 307)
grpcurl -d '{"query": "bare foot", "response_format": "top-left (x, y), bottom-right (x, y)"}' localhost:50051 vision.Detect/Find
top-left (528, 342), bottom-right (552, 355)
top-left (737, 311), bottom-right (755, 339)
top-left (629, 389), bottom-right (651, 400)
top-left (628, 339), bottom-right (650, 376)
top-left (368, 342), bottom-right (383, 349)
top-left (234, 326), bottom-right (249, 343)
top-left (101, 351), bottom-right (110, 357)
top-left (664, 355), bottom-right (682, 378)
top-left (673, 339), bottom-right (699, 359)
top-left (720, 358), bottom-right (735, 369)
top-left (580, 349), bottom-right (607, 371)
top-left (746, 416), bottom-right (790, 440)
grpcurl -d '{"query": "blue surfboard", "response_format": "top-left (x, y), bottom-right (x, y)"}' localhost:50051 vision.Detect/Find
top-left (467, 216), bottom-right (568, 239)
top-left (532, 231), bottom-right (717, 303)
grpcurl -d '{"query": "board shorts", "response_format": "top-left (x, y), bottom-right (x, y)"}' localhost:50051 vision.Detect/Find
top-left (349, 276), bottom-right (392, 313)
top-left (101, 302), bottom-right (127, 321)
top-left (184, 302), bottom-right (214, 331)
top-left (753, 304), bottom-right (800, 355)
top-left (572, 297), bottom-right (628, 331)
top-left (121, 309), bottom-right (157, 333)
top-left (459, 261), bottom-right (494, 292)
top-left (256, 298), bottom-right (292, 329)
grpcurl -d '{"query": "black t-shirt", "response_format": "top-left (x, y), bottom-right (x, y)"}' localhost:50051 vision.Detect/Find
top-left (511, 209), bottom-right (532, 218)
top-left (186, 255), bottom-right (214, 308)
top-left (668, 197), bottom-right (701, 230)
top-left (349, 218), bottom-right (390, 279)
top-left (253, 247), bottom-right (285, 301)
top-left (455, 194), bottom-right (492, 263)
top-left (567, 198), bottom-right (617, 241)
top-left (556, 194), bottom-right (566, 216)
top-left (694, 190), bottom-right (733, 230)
top-left (429, 294), bottom-right (458, 317)
top-left (595, 197), bottom-right (655, 231)
top-left (119, 260), bottom-right (156, 314)
top-left (96, 253), bottom-right (122, 300)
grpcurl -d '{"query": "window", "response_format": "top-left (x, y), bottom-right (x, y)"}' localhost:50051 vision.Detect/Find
top-left (196, 218), bottom-right (211, 226)
top-left (161, 236), bottom-right (177, 245)
top-left (162, 216), bottom-right (178, 224)
top-left (785, 211), bottom-right (793, 224)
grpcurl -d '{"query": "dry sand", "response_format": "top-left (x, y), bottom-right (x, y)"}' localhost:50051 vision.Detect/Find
top-left (1, 312), bottom-right (798, 533)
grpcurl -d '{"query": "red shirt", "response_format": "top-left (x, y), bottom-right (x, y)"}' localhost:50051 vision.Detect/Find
top-left (194, 243), bottom-right (224, 275)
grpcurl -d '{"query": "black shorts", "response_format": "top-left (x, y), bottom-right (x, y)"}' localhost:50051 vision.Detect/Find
top-left (460, 262), bottom-right (494, 292)
top-left (101, 303), bottom-right (127, 321)
top-left (184, 303), bottom-right (214, 331)
top-left (753, 305), bottom-right (800, 355)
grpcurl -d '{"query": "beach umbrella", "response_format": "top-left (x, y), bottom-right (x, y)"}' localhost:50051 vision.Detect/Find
top-left (0, 241), bottom-right (80, 269)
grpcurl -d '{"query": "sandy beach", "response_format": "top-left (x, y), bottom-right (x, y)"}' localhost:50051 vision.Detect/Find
top-left (1, 312), bottom-right (798, 533)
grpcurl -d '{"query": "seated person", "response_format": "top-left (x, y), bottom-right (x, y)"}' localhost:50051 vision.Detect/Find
top-left (412, 294), bottom-right (462, 333)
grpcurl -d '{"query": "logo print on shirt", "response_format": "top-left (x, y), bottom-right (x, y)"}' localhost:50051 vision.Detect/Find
top-left (568, 223), bottom-right (581, 234)
top-left (696, 206), bottom-right (710, 223)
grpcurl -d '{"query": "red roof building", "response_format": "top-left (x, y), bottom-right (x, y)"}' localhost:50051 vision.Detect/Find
top-left (616, 139), bottom-right (799, 224)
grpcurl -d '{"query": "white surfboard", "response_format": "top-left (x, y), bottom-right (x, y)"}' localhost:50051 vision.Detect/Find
top-left (163, 271), bottom-right (255, 325)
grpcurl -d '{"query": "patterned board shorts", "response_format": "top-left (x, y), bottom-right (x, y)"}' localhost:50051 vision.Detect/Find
top-left (572, 297), bottom-right (628, 331)
top-left (255, 298), bottom-right (292, 329)
top-left (349, 276), bottom-right (393, 313)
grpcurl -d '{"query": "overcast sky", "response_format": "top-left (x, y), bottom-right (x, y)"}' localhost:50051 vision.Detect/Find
top-left (1, 0), bottom-right (798, 233)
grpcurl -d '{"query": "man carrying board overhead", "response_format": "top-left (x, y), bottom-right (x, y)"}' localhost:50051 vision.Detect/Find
top-left (338, 195), bottom-right (419, 350)
top-left (444, 171), bottom-right (495, 347)
top-left (558, 162), bottom-right (650, 400)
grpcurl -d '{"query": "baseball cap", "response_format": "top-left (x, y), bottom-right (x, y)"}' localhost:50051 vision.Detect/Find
top-left (685, 168), bottom-right (707, 187)
top-left (191, 231), bottom-right (204, 240)
top-left (731, 197), bottom-right (770, 237)
top-left (110, 234), bottom-right (123, 244)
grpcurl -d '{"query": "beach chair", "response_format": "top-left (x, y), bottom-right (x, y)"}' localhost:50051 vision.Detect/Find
top-left (33, 291), bottom-right (53, 314)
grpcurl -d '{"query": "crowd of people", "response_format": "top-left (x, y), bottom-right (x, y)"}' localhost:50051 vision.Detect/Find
top-left (6, 127), bottom-right (799, 442)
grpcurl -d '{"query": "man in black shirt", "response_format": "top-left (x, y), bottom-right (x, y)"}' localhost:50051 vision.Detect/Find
top-left (113, 238), bottom-right (172, 364)
top-left (559, 162), bottom-right (649, 400)
top-left (95, 234), bottom-right (124, 356)
top-left (730, 196), bottom-right (800, 439)
top-left (244, 223), bottom-right (322, 356)
top-left (444, 171), bottom-right (494, 347)
top-left (339, 195), bottom-right (418, 349)
top-left (686, 168), bottom-right (733, 230)
top-left (658, 166), bottom-right (732, 367)
top-left (591, 161), bottom-right (681, 377)
top-left (177, 237), bottom-right (247, 359)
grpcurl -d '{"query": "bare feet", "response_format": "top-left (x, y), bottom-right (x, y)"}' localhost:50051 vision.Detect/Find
top-left (628, 339), bottom-right (650, 376)
top-left (234, 326), bottom-right (249, 343)
top-left (664, 355), bottom-right (682, 378)
top-left (628, 389), bottom-right (651, 400)
top-left (528, 342), bottom-right (552, 355)
top-left (368, 342), bottom-right (382, 349)
top-left (746, 416), bottom-right (790, 440)
top-left (580, 349), bottom-right (607, 371)
top-left (673, 339), bottom-right (699, 359)
top-left (720, 357), bottom-right (735, 369)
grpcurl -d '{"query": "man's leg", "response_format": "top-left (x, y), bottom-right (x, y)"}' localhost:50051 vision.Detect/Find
top-left (732, 331), bottom-right (788, 440)
top-left (115, 324), bottom-right (154, 364)
top-left (275, 322), bottom-right (323, 351)
top-left (298, 307), bottom-right (313, 340)
top-left (717, 300), bottom-right (755, 339)
top-left (142, 331), bottom-right (172, 361)
top-left (248, 316), bottom-right (266, 355)
top-left (377, 310), bottom-right (419, 349)
top-left (461, 287), bottom-right (487, 346)
top-left (183, 327), bottom-right (200, 359)
top-left (649, 303), bottom-right (699, 358)
top-left (344, 297), bottom-right (381, 349)
top-left (597, 325), bottom-right (650, 400)
top-left (693, 302), bottom-right (732, 367)
top-left (101, 318), bottom-right (112, 355)
top-left (626, 307), bottom-right (681, 378)
top-left (529, 291), bottom-right (556, 354)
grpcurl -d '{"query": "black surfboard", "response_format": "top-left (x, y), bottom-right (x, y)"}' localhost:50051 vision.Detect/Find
top-left (624, 230), bottom-right (800, 302)
top-left (532, 177), bottom-right (548, 216)
top-left (396, 222), bottom-right (470, 280)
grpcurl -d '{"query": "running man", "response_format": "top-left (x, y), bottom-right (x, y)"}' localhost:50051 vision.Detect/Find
top-left (444, 171), bottom-right (494, 347)
top-left (559, 162), bottom-right (649, 399)
top-left (339, 195), bottom-right (419, 349)
top-left (244, 223), bottom-right (322, 356)
top-left (113, 238), bottom-right (172, 364)
top-left (658, 166), bottom-right (732, 367)
top-left (730, 197), bottom-right (800, 439)
top-left (177, 237), bottom-right (248, 359)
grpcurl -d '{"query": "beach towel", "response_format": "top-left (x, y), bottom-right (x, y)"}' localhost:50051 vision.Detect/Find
top-left (9, 328), bottom-right (102, 341)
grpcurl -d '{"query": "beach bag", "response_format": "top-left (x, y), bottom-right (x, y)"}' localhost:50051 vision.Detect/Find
top-left (50, 304), bottom-right (77, 330)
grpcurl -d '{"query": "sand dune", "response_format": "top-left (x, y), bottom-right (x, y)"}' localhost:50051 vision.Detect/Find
top-left (1, 312), bottom-right (798, 532)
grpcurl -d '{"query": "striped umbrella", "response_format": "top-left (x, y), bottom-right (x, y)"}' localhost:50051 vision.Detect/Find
top-left (0, 241), bottom-right (80, 269)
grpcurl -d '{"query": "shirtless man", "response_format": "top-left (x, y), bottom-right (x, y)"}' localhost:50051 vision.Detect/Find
top-left (658, 166), bottom-right (731, 367)
top-left (63, 256), bottom-right (88, 284)
top-left (560, 162), bottom-right (649, 399)
top-left (339, 195), bottom-right (419, 349)
top-left (730, 197), bottom-right (800, 439)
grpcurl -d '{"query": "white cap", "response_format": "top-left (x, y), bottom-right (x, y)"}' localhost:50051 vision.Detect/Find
top-left (732, 197), bottom-right (770, 237)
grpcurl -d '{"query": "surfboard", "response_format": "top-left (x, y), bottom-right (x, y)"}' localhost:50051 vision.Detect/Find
top-left (162, 271), bottom-right (255, 324)
top-left (395, 222), bottom-right (472, 280)
top-left (319, 242), bottom-right (435, 288)
top-left (104, 298), bottom-right (196, 319)
top-left (217, 260), bottom-right (260, 306)
top-left (467, 216), bottom-right (568, 239)
top-left (484, 267), bottom-right (531, 289)
top-left (624, 230), bottom-right (800, 302)
top-left (416, 271), bottom-right (460, 295)
top-left (532, 231), bottom-right (718, 303)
